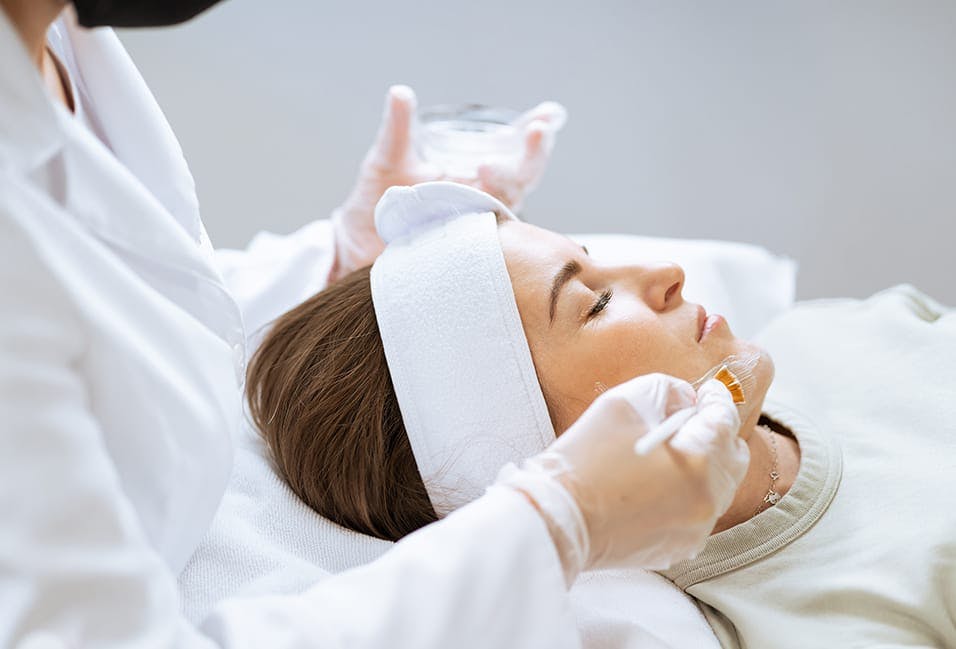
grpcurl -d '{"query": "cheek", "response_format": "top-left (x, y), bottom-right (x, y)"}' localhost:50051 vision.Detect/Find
top-left (534, 343), bottom-right (607, 425)
top-left (536, 321), bottom-right (665, 419)
top-left (532, 314), bottom-right (774, 434)
top-left (573, 319), bottom-right (720, 401)
top-left (595, 320), bottom-right (693, 384)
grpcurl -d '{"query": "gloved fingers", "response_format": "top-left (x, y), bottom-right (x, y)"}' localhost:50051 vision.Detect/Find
top-left (696, 378), bottom-right (737, 412)
top-left (729, 437), bottom-right (751, 484)
top-left (669, 383), bottom-right (741, 457)
top-left (367, 84), bottom-right (417, 169)
top-left (513, 100), bottom-right (568, 131)
top-left (463, 102), bottom-right (567, 209)
top-left (604, 373), bottom-right (697, 429)
top-left (433, 164), bottom-right (518, 209)
top-left (669, 381), bottom-right (749, 514)
top-left (620, 529), bottom-right (709, 571)
top-left (475, 163), bottom-right (522, 209)
top-left (655, 532), bottom-right (707, 567)
top-left (663, 377), bottom-right (699, 417)
top-left (474, 116), bottom-right (561, 210)
top-left (516, 120), bottom-right (556, 187)
top-left (694, 379), bottom-right (741, 438)
top-left (696, 433), bottom-right (749, 517)
top-left (670, 530), bottom-right (711, 565)
top-left (510, 101), bottom-right (565, 190)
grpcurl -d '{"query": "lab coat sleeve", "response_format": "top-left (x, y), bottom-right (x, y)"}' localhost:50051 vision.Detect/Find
top-left (202, 487), bottom-right (581, 649)
top-left (0, 200), bottom-right (215, 648)
top-left (1, 204), bottom-right (578, 649)
top-left (214, 219), bottom-right (336, 344)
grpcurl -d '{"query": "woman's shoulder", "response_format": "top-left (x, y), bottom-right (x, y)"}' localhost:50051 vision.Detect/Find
top-left (754, 283), bottom-right (955, 399)
top-left (864, 284), bottom-right (952, 322)
top-left (794, 283), bottom-right (952, 314)
top-left (757, 284), bottom-right (952, 337)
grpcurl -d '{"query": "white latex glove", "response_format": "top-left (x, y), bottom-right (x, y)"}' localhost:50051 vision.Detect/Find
top-left (329, 85), bottom-right (566, 281)
top-left (496, 374), bottom-right (749, 584)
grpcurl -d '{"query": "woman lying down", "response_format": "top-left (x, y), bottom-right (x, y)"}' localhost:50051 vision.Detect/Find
top-left (246, 182), bottom-right (956, 648)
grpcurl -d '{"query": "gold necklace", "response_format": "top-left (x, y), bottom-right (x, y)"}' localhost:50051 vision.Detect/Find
top-left (754, 424), bottom-right (782, 517)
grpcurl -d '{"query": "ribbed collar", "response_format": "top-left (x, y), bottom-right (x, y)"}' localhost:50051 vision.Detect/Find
top-left (662, 399), bottom-right (843, 589)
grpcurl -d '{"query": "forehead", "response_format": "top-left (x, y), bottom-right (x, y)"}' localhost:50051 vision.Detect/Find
top-left (497, 221), bottom-right (581, 271)
top-left (497, 221), bottom-right (582, 321)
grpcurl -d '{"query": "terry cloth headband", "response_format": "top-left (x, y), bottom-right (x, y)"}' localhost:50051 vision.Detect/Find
top-left (370, 182), bottom-right (556, 517)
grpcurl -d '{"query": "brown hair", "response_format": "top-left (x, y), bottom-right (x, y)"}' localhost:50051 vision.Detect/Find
top-left (246, 265), bottom-right (438, 541)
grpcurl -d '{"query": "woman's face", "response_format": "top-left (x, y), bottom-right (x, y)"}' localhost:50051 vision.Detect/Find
top-left (497, 221), bottom-right (773, 438)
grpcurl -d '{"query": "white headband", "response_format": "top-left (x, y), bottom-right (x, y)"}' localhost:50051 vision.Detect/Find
top-left (370, 182), bottom-right (556, 517)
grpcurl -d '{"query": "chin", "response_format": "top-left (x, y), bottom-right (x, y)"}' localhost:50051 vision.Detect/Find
top-left (724, 341), bottom-right (774, 442)
top-left (732, 339), bottom-right (774, 391)
top-left (751, 344), bottom-right (775, 400)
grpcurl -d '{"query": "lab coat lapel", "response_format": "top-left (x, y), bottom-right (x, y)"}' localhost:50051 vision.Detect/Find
top-left (54, 120), bottom-right (245, 347)
top-left (0, 9), bottom-right (243, 348)
top-left (55, 110), bottom-right (215, 283)
top-left (0, 7), bottom-right (206, 276)
top-left (60, 10), bottom-right (204, 244)
top-left (0, 10), bottom-right (63, 172)
top-left (55, 15), bottom-right (245, 346)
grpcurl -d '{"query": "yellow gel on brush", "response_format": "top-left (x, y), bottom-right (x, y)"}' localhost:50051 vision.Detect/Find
top-left (690, 352), bottom-right (760, 405)
top-left (713, 365), bottom-right (746, 404)
top-left (634, 351), bottom-right (761, 455)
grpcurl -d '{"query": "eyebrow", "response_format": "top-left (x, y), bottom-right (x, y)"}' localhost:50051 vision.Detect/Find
top-left (549, 259), bottom-right (583, 324)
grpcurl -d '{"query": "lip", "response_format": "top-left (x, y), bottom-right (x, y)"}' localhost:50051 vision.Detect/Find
top-left (701, 314), bottom-right (724, 340)
top-left (696, 305), bottom-right (707, 342)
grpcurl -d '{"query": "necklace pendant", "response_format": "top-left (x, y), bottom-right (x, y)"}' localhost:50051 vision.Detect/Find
top-left (764, 490), bottom-right (781, 505)
top-left (770, 470), bottom-right (780, 481)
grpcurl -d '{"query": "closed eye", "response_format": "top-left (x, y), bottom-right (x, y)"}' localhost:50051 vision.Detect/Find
top-left (587, 288), bottom-right (613, 319)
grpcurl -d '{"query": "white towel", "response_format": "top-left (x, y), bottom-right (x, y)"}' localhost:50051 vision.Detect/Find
top-left (177, 422), bottom-right (393, 622)
top-left (370, 182), bottom-right (556, 517)
top-left (178, 420), bottom-right (719, 648)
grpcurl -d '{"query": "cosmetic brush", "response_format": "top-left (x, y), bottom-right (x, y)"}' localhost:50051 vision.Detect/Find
top-left (633, 352), bottom-right (760, 455)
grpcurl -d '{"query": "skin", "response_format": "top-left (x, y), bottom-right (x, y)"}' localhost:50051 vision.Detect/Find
top-left (1, 0), bottom-right (72, 110)
top-left (498, 221), bottom-right (801, 532)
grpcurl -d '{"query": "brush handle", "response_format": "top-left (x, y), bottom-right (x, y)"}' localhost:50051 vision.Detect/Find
top-left (633, 406), bottom-right (697, 456)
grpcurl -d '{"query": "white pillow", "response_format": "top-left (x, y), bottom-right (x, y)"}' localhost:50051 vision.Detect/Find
top-left (186, 229), bottom-right (796, 645)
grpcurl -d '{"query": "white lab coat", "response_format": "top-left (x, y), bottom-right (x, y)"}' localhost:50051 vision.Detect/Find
top-left (0, 9), bottom-right (576, 648)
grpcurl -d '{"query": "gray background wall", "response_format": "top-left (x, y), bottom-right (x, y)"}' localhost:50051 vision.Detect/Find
top-left (119, 0), bottom-right (956, 303)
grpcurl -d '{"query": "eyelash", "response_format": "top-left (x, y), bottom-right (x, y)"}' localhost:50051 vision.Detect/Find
top-left (587, 288), bottom-right (613, 319)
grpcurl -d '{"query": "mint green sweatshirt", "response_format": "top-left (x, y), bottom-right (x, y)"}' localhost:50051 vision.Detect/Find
top-left (662, 285), bottom-right (956, 648)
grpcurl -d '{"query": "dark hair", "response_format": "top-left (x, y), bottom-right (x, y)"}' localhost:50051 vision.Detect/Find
top-left (246, 266), bottom-right (438, 541)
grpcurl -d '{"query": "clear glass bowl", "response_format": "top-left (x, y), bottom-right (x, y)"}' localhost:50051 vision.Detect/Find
top-left (415, 104), bottom-right (523, 178)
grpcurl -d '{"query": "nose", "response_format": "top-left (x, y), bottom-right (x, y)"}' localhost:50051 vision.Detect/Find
top-left (629, 262), bottom-right (685, 312)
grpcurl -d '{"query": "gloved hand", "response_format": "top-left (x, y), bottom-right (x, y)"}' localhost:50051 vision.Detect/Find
top-left (329, 85), bottom-right (566, 281)
top-left (495, 374), bottom-right (749, 584)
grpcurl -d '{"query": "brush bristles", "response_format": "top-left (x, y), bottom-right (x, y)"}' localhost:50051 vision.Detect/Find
top-left (691, 352), bottom-right (760, 405)
top-left (714, 365), bottom-right (746, 404)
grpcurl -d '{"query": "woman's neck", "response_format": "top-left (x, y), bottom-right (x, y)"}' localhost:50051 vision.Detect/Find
top-left (1, 0), bottom-right (67, 67)
top-left (2, 0), bottom-right (72, 110)
top-left (711, 418), bottom-right (801, 534)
